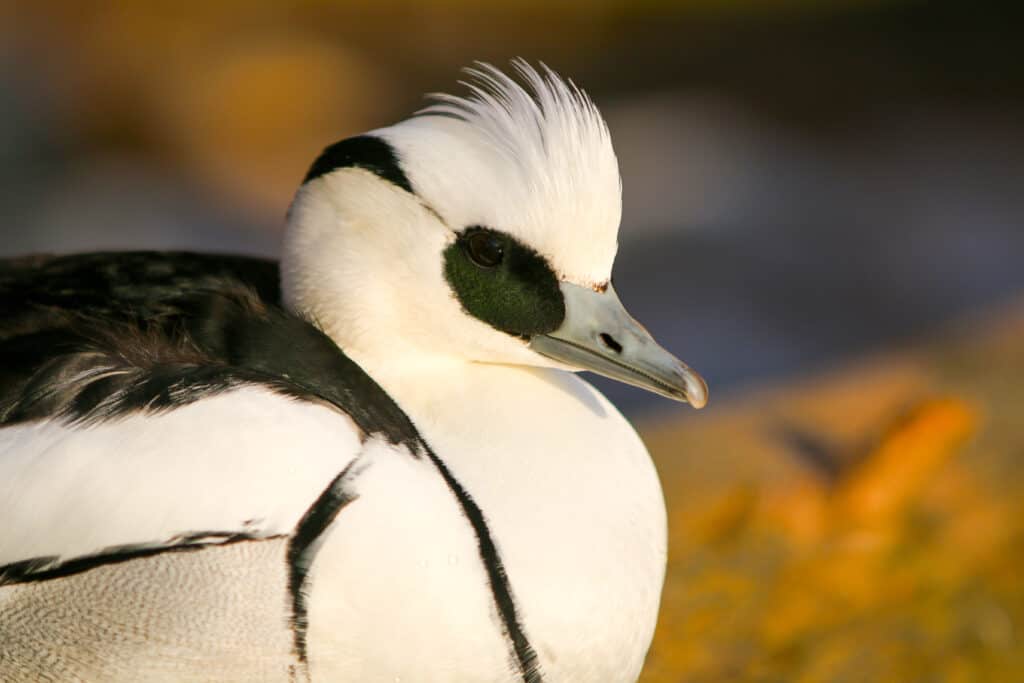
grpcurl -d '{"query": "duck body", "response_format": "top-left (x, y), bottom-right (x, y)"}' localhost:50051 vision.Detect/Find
top-left (0, 62), bottom-right (706, 682)
top-left (0, 252), bottom-right (665, 682)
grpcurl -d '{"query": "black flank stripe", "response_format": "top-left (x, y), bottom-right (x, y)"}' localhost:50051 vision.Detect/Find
top-left (0, 533), bottom-right (284, 586)
top-left (286, 459), bottom-right (363, 666)
top-left (422, 444), bottom-right (544, 683)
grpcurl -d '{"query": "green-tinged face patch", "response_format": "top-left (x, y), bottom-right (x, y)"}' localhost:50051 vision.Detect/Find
top-left (444, 226), bottom-right (565, 338)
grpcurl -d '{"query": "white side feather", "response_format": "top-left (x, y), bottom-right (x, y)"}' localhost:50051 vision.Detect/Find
top-left (0, 387), bottom-right (363, 567)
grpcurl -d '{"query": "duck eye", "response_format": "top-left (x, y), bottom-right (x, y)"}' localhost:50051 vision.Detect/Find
top-left (466, 231), bottom-right (504, 268)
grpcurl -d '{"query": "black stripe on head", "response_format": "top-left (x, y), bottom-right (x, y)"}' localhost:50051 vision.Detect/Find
top-left (444, 227), bottom-right (565, 338)
top-left (303, 135), bottom-right (413, 193)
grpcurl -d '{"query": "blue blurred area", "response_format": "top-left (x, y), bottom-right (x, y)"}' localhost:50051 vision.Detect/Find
top-left (2, 3), bottom-right (1023, 418)
top-left (598, 100), bottom-right (1024, 415)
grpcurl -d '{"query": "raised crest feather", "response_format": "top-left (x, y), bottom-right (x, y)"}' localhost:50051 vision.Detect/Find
top-left (403, 59), bottom-right (623, 286)
top-left (420, 60), bottom-right (614, 181)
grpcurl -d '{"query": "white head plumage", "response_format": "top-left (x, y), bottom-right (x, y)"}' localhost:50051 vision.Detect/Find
top-left (284, 60), bottom-right (706, 407)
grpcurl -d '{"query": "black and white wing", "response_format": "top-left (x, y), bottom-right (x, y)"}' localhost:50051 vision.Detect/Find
top-left (0, 253), bottom-right (423, 679)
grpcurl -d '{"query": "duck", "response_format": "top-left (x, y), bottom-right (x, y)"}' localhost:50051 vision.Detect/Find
top-left (0, 60), bottom-right (706, 683)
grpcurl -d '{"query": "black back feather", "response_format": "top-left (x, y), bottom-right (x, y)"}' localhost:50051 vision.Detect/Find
top-left (0, 252), bottom-right (418, 445)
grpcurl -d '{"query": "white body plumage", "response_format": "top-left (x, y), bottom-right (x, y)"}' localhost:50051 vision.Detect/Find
top-left (1, 375), bottom-right (664, 682)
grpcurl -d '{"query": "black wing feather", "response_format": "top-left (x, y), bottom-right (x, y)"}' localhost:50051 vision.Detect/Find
top-left (0, 251), bottom-right (418, 445)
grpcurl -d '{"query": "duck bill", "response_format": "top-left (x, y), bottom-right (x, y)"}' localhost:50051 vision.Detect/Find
top-left (529, 282), bottom-right (708, 408)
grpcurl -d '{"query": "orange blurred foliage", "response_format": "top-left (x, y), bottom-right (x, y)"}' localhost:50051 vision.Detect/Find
top-left (640, 306), bottom-right (1024, 682)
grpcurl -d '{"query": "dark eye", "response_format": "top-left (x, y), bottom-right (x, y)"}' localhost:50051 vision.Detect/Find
top-left (466, 231), bottom-right (504, 268)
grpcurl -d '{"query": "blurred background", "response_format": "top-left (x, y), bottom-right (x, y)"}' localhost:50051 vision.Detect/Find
top-left (2, 1), bottom-right (1023, 680)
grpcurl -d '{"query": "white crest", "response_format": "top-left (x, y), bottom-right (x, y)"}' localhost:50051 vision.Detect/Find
top-left (384, 60), bottom-right (623, 286)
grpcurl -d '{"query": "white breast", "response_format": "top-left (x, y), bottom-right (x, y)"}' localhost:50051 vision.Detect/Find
top-left (303, 437), bottom-right (516, 682)
top-left (340, 363), bottom-right (668, 682)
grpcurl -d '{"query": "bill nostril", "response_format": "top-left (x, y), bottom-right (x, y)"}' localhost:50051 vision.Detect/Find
top-left (599, 333), bottom-right (623, 354)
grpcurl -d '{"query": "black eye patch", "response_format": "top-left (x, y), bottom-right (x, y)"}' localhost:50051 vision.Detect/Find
top-left (443, 227), bottom-right (565, 338)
